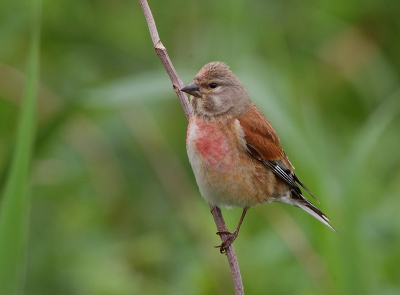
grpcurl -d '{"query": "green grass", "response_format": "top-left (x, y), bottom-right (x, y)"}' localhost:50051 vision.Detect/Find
top-left (0, 1), bottom-right (41, 293)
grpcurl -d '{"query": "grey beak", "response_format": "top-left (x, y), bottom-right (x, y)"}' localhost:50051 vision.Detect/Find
top-left (181, 82), bottom-right (201, 97)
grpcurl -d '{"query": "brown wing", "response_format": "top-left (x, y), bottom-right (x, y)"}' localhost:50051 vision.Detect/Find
top-left (238, 105), bottom-right (331, 228)
top-left (237, 104), bottom-right (288, 164)
top-left (238, 104), bottom-right (317, 200)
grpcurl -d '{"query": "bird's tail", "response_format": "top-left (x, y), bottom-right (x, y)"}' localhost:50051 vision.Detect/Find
top-left (290, 192), bottom-right (337, 233)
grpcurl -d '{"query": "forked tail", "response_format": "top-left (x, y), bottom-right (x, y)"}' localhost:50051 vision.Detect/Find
top-left (291, 191), bottom-right (337, 232)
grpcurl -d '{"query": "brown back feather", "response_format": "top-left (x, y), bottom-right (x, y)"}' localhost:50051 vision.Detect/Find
top-left (238, 104), bottom-right (287, 163)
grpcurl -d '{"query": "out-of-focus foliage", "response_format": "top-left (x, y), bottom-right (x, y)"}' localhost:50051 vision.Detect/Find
top-left (0, 1), bottom-right (40, 293)
top-left (1, 0), bottom-right (400, 294)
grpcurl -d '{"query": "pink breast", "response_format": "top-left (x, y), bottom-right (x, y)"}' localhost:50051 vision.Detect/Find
top-left (192, 120), bottom-right (233, 170)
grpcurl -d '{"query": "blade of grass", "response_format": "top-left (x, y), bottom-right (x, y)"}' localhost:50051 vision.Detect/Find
top-left (0, 0), bottom-right (41, 294)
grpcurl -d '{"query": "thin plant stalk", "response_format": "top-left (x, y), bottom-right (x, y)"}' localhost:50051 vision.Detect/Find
top-left (137, 1), bottom-right (244, 294)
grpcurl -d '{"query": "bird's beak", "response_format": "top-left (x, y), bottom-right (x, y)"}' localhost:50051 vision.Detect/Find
top-left (181, 82), bottom-right (201, 98)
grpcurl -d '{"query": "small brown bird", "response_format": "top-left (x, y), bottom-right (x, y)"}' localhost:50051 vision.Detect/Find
top-left (181, 62), bottom-right (335, 253)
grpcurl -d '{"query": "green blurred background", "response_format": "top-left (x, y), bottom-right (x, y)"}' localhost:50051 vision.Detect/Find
top-left (1, 0), bottom-right (400, 294)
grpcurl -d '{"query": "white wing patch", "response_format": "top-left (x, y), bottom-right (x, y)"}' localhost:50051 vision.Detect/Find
top-left (234, 119), bottom-right (247, 151)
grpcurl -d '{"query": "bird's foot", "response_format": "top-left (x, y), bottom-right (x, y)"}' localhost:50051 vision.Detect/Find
top-left (215, 230), bottom-right (238, 254)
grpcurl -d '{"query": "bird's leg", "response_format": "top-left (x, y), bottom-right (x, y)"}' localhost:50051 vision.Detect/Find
top-left (215, 207), bottom-right (249, 253)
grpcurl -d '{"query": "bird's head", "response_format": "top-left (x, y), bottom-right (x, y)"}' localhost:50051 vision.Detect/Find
top-left (181, 62), bottom-right (251, 118)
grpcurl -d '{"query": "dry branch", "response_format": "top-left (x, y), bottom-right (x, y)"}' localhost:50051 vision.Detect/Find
top-left (138, 1), bottom-right (244, 294)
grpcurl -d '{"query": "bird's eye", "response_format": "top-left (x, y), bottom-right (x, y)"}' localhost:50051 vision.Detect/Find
top-left (209, 83), bottom-right (218, 89)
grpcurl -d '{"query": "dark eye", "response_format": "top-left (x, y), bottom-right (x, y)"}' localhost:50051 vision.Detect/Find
top-left (209, 83), bottom-right (218, 89)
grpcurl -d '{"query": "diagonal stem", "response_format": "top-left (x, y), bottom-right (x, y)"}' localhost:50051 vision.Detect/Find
top-left (138, 1), bottom-right (244, 294)
top-left (210, 206), bottom-right (244, 294)
top-left (138, 0), bottom-right (191, 119)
